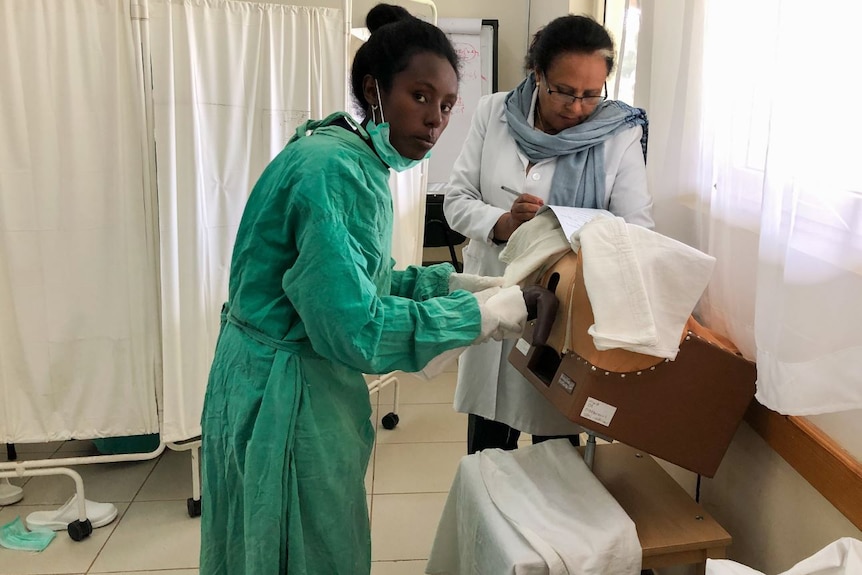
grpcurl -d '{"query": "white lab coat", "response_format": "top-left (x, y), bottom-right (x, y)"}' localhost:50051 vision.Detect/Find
top-left (443, 91), bottom-right (654, 435)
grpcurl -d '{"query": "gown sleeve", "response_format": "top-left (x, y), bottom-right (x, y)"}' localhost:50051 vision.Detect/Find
top-left (281, 160), bottom-right (481, 375)
top-left (389, 262), bottom-right (454, 301)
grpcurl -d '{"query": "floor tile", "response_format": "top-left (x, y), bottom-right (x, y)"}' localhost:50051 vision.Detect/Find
top-left (0, 476), bottom-right (28, 497)
top-left (17, 455), bottom-right (158, 506)
top-left (136, 449), bottom-right (194, 502)
top-left (54, 441), bottom-right (99, 456)
top-left (2, 443), bottom-right (62, 487)
top-left (2, 442), bottom-right (64, 459)
top-left (370, 492), bottom-right (448, 561)
top-left (371, 560), bottom-right (429, 574)
top-left (0, 501), bottom-right (128, 575)
top-left (1, 446), bottom-right (58, 492)
top-left (374, 404), bottom-right (467, 445)
top-left (365, 445), bottom-right (376, 494)
top-left (374, 443), bottom-right (465, 494)
top-left (89, 500), bottom-right (200, 573)
top-left (102, 571), bottom-right (198, 575)
top-left (377, 371), bottom-right (458, 406)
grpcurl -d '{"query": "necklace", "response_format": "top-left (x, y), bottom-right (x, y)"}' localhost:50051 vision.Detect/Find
top-left (534, 105), bottom-right (551, 134)
top-left (534, 110), bottom-right (545, 132)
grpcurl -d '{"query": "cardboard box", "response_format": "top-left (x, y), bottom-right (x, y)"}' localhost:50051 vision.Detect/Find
top-left (509, 252), bottom-right (756, 477)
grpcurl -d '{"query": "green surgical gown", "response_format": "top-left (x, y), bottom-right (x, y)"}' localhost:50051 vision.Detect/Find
top-left (200, 113), bottom-right (481, 575)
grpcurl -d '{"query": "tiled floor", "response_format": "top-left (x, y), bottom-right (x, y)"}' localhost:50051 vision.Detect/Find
top-left (0, 363), bottom-right (490, 575)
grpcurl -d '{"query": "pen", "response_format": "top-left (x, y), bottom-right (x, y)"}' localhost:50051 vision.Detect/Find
top-left (501, 185), bottom-right (520, 196)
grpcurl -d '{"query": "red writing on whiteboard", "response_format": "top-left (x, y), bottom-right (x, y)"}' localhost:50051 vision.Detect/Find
top-left (453, 42), bottom-right (479, 62)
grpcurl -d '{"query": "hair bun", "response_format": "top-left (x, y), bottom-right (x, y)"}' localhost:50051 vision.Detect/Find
top-left (366, 3), bottom-right (414, 34)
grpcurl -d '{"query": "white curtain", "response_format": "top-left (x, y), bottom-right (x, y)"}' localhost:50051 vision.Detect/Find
top-left (148, 0), bottom-right (345, 442)
top-left (0, 0), bottom-right (160, 442)
top-left (389, 166), bottom-right (428, 269)
top-left (638, 0), bottom-right (862, 423)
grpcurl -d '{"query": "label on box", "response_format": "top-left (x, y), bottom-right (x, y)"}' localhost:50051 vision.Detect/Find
top-left (558, 373), bottom-right (576, 394)
top-left (515, 338), bottom-right (531, 356)
top-left (580, 397), bottom-right (617, 427)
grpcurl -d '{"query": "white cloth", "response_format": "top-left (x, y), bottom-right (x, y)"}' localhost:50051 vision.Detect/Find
top-left (706, 537), bottom-right (862, 575)
top-left (499, 211), bottom-right (571, 287)
top-left (449, 272), bottom-right (506, 293)
top-left (575, 217), bottom-right (716, 359)
top-left (412, 285), bottom-right (522, 381)
top-left (478, 285), bottom-right (528, 343)
top-left (412, 346), bottom-right (465, 381)
top-left (443, 92), bottom-right (652, 436)
top-left (426, 440), bottom-right (641, 575)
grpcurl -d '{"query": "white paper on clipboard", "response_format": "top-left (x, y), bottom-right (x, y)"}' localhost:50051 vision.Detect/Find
top-left (537, 205), bottom-right (613, 240)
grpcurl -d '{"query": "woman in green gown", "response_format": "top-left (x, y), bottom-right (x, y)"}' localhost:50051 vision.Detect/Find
top-left (199, 5), bottom-right (536, 574)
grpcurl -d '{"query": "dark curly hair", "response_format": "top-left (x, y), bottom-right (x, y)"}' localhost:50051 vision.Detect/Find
top-left (350, 4), bottom-right (460, 115)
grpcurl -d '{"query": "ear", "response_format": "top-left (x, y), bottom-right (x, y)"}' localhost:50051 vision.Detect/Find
top-left (361, 74), bottom-right (378, 111)
top-left (534, 69), bottom-right (543, 86)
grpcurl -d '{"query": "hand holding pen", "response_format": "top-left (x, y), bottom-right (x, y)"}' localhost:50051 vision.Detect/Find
top-left (492, 185), bottom-right (544, 242)
top-left (501, 185), bottom-right (544, 224)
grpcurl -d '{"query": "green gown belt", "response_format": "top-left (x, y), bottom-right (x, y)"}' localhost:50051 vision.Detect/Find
top-left (220, 303), bottom-right (322, 359)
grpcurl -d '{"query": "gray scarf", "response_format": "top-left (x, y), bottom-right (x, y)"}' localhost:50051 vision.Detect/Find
top-left (504, 73), bottom-right (648, 208)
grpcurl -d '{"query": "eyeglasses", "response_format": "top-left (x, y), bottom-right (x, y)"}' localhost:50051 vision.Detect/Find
top-left (543, 84), bottom-right (607, 108)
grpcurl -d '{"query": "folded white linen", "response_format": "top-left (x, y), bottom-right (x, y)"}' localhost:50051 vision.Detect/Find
top-left (575, 217), bottom-right (716, 359)
top-left (707, 537), bottom-right (862, 575)
top-left (427, 440), bottom-right (641, 575)
top-left (575, 217), bottom-right (658, 351)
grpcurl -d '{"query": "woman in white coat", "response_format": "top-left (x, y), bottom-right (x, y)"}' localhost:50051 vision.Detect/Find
top-left (444, 15), bottom-right (655, 453)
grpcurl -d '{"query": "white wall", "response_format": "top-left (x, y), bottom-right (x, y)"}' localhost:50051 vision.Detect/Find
top-left (352, 0), bottom-right (534, 90)
top-left (285, 0), bottom-right (585, 91)
top-left (657, 423), bottom-right (862, 575)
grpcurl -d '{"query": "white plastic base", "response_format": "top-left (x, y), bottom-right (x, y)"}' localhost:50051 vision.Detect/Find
top-left (0, 478), bottom-right (24, 505)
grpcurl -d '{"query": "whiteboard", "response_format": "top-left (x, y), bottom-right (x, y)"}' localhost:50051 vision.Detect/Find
top-left (427, 18), bottom-right (497, 186)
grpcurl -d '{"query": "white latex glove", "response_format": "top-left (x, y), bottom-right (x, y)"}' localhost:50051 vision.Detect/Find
top-left (474, 285), bottom-right (527, 343)
top-left (411, 286), bottom-right (508, 379)
top-left (448, 272), bottom-right (505, 294)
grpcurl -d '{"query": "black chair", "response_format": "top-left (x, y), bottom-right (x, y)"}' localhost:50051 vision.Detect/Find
top-left (424, 194), bottom-right (466, 271)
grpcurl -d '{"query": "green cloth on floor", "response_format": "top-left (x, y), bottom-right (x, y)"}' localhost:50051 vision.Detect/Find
top-left (0, 517), bottom-right (55, 552)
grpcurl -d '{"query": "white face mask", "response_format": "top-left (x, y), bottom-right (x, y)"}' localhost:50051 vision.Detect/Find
top-left (366, 80), bottom-right (430, 172)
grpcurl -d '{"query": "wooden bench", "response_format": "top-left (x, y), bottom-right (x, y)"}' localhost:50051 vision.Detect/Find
top-left (588, 443), bottom-right (731, 574)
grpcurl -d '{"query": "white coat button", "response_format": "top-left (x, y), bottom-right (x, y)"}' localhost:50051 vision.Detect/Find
top-left (531, 172), bottom-right (541, 181)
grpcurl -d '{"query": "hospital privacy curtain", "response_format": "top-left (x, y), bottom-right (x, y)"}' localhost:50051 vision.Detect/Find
top-left (148, 0), bottom-right (345, 442)
top-left (0, 0), bottom-right (345, 443)
top-left (0, 0), bottom-right (160, 442)
top-left (636, 0), bottom-right (862, 424)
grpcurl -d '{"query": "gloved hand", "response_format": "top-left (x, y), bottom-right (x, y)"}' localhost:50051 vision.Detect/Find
top-left (473, 285), bottom-right (527, 343)
top-left (448, 272), bottom-right (505, 294)
top-left (522, 284), bottom-right (559, 347)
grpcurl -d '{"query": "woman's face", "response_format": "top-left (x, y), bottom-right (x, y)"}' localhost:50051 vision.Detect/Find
top-left (365, 52), bottom-right (459, 160)
top-left (535, 51), bottom-right (608, 134)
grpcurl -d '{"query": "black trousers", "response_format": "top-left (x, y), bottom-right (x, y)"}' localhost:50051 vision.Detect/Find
top-left (467, 414), bottom-right (580, 455)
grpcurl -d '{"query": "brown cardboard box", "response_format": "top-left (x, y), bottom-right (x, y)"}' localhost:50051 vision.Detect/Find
top-left (509, 252), bottom-right (756, 477)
